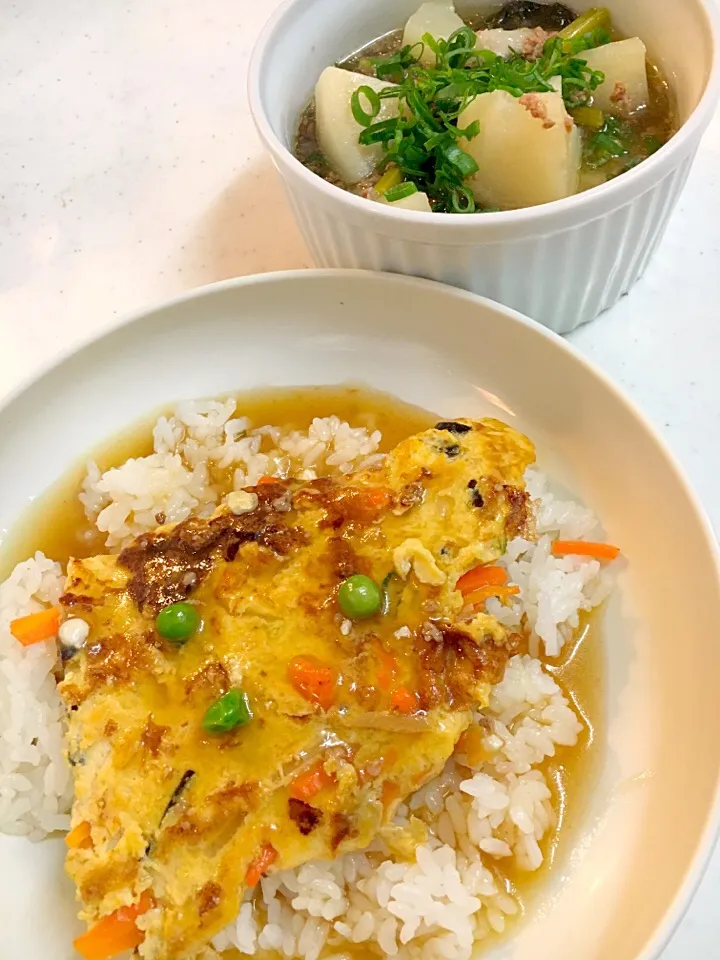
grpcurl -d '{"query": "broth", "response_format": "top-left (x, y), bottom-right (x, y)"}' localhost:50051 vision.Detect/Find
top-left (0, 385), bottom-right (603, 956)
top-left (295, 3), bottom-right (676, 209)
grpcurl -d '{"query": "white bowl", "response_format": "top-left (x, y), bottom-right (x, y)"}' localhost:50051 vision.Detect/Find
top-left (0, 270), bottom-right (719, 959)
top-left (249, 0), bottom-right (720, 334)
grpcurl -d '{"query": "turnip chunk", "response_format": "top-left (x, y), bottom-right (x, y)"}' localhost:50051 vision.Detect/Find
top-left (475, 27), bottom-right (541, 59)
top-left (315, 67), bottom-right (398, 184)
top-left (459, 90), bottom-right (580, 209)
top-left (580, 38), bottom-right (649, 114)
top-left (403, 0), bottom-right (465, 66)
top-left (381, 190), bottom-right (433, 212)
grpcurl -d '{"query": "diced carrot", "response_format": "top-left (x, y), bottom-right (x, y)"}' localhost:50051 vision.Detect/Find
top-left (456, 565), bottom-right (508, 596)
top-left (10, 607), bottom-right (60, 646)
top-left (463, 584), bottom-right (520, 608)
top-left (390, 686), bottom-right (417, 714)
top-left (375, 643), bottom-right (399, 692)
top-left (290, 761), bottom-right (334, 802)
top-left (551, 540), bottom-right (620, 561)
top-left (66, 820), bottom-right (93, 850)
top-left (257, 476), bottom-right (281, 485)
top-left (288, 657), bottom-right (337, 710)
top-left (456, 725), bottom-right (487, 767)
top-left (349, 486), bottom-right (393, 520)
top-left (381, 780), bottom-right (400, 811)
top-left (73, 891), bottom-right (153, 960)
top-left (360, 487), bottom-right (391, 510)
top-left (245, 843), bottom-right (278, 887)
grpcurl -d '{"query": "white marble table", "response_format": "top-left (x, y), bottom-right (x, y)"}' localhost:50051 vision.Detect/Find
top-left (1, 0), bottom-right (719, 955)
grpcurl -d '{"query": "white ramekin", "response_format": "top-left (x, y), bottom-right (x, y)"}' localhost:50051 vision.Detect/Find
top-left (249, 0), bottom-right (719, 334)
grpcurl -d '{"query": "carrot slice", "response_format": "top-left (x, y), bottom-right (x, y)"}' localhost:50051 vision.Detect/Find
top-left (73, 891), bottom-right (153, 960)
top-left (66, 821), bottom-right (93, 850)
top-left (288, 656), bottom-right (337, 710)
top-left (381, 780), bottom-right (400, 811)
top-left (290, 761), bottom-right (334, 802)
top-left (245, 843), bottom-right (278, 887)
top-left (390, 686), bottom-right (418, 714)
top-left (463, 584), bottom-right (520, 608)
top-left (359, 487), bottom-right (391, 511)
top-left (551, 540), bottom-right (620, 561)
top-left (375, 644), bottom-right (399, 692)
top-left (10, 607), bottom-right (60, 646)
top-left (456, 565), bottom-right (508, 596)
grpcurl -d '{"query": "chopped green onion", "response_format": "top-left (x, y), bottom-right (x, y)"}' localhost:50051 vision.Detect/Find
top-left (449, 187), bottom-right (476, 213)
top-left (358, 117), bottom-right (399, 145)
top-left (460, 119), bottom-right (481, 140)
top-left (559, 7), bottom-right (611, 40)
top-left (571, 106), bottom-right (605, 129)
top-left (583, 116), bottom-right (633, 168)
top-left (351, 86), bottom-right (381, 127)
top-left (385, 182), bottom-right (419, 202)
top-left (422, 32), bottom-right (443, 64)
top-left (441, 142), bottom-right (479, 178)
top-left (343, 20), bottom-right (616, 214)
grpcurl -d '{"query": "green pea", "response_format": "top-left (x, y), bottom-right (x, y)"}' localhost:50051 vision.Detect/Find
top-left (156, 602), bottom-right (200, 643)
top-left (203, 689), bottom-right (253, 734)
top-left (338, 574), bottom-right (383, 621)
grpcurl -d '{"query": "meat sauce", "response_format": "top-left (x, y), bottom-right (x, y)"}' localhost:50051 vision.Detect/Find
top-left (0, 384), bottom-right (603, 954)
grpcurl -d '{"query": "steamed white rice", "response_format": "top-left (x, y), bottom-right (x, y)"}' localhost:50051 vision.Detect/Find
top-left (0, 401), bottom-right (614, 960)
top-left (80, 400), bottom-right (383, 550)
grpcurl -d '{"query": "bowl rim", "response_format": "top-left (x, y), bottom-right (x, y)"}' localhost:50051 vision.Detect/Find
top-left (248, 0), bottom-right (720, 230)
top-left (1, 269), bottom-right (719, 960)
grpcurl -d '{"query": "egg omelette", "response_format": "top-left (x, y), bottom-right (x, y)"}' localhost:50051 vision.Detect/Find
top-left (58, 418), bottom-right (535, 960)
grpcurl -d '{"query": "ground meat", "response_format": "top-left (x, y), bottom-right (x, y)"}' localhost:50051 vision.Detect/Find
top-left (611, 82), bottom-right (629, 109)
top-left (288, 798), bottom-right (323, 835)
top-left (519, 93), bottom-right (555, 128)
top-left (520, 27), bottom-right (552, 60)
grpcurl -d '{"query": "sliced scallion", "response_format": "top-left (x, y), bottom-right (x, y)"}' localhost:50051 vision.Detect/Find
top-left (559, 7), bottom-right (611, 40)
top-left (384, 182), bottom-right (419, 202)
top-left (351, 85), bottom-right (381, 127)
